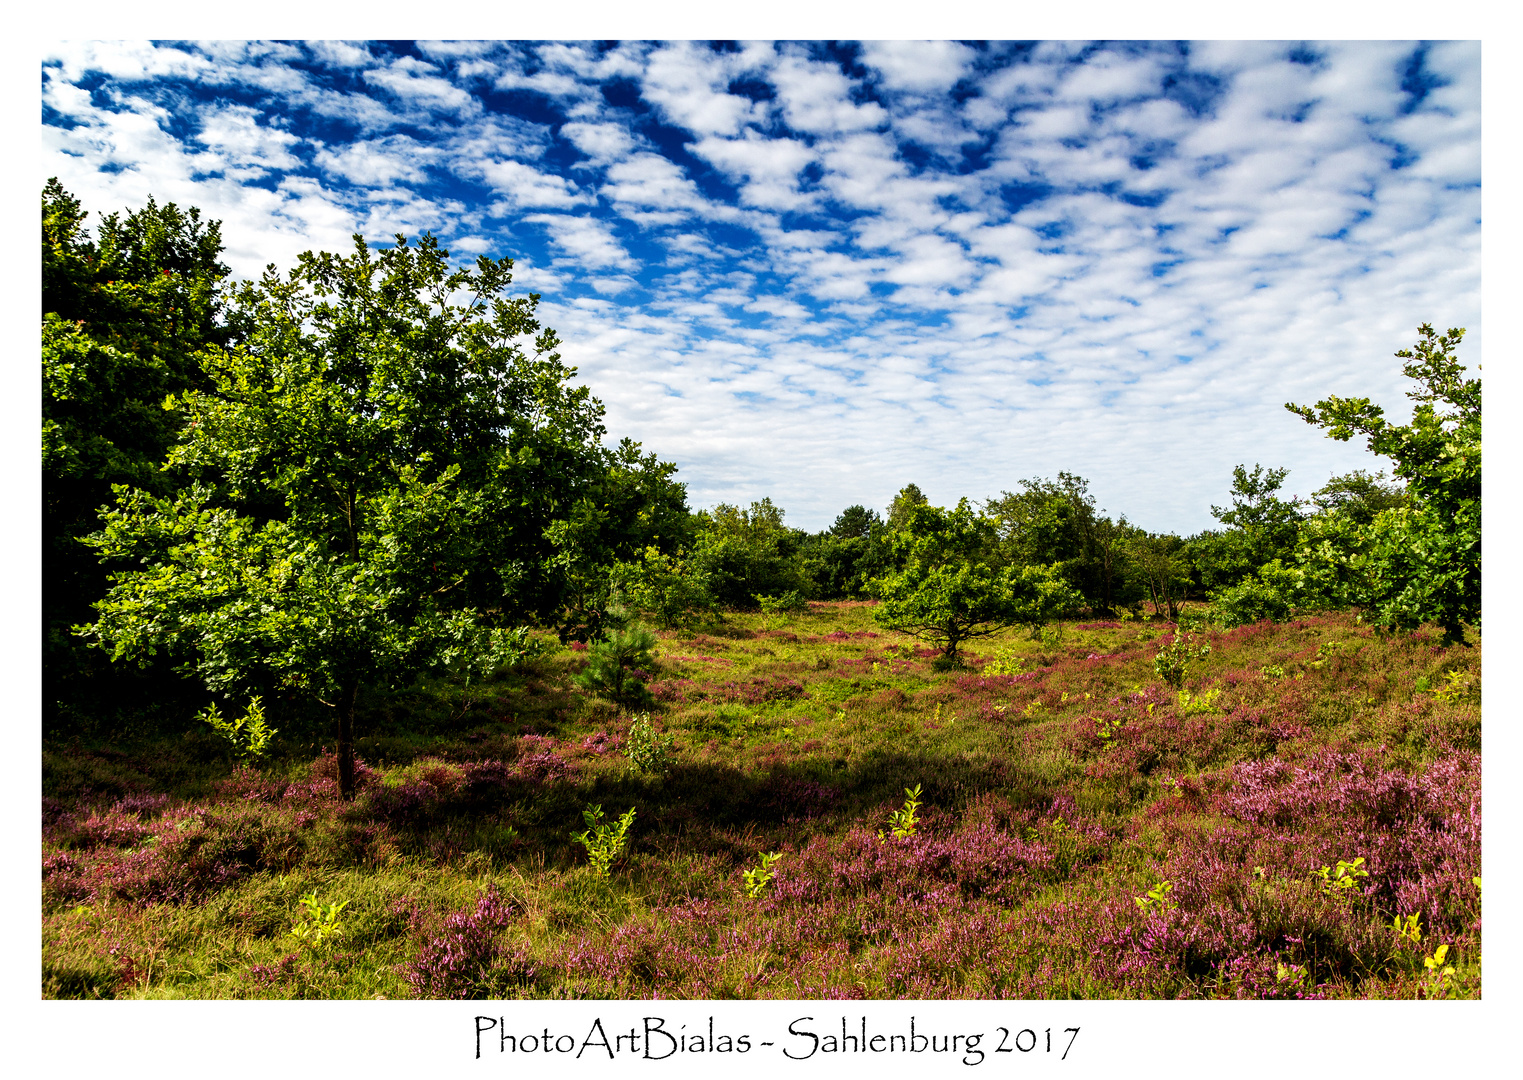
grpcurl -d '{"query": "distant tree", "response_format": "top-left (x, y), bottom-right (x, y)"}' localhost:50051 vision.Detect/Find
top-left (985, 472), bottom-right (1130, 611)
top-left (1286, 324), bottom-right (1480, 642)
top-left (1309, 469), bottom-right (1407, 527)
top-left (830, 504), bottom-right (881, 539)
top-left (1209, 464), bottom-right (1304, 567)
top-left (83, 233), bottom-right (606, 798)
top-left (692, 498), bottom-right (804, 607)
top-left (886, 483), bottom-right (929, 532)
top-left (871, 500), bottom-right (1080, 661)
top-left (1124, 530), bottom-right (1191, 620)
top-left (610, 545), bottom-right (714, 630)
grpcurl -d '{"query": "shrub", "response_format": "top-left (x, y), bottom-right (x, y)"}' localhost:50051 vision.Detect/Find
top-left (624, 714), bottom-right (675, 776)
top-left (199, 697), bottom-right (277, 765)
top-left (400, 885), bottom-right (521, 999)
top-left (572, 805), bottom-right (637, 877)
top-left (573, 608), bottom-right (658, 708)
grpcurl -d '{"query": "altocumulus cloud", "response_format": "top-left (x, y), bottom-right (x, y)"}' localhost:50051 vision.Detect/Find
top-left (42, 39), bottom-right (1480, 532)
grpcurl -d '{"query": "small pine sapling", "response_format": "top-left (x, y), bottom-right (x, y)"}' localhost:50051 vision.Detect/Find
top-left (573, 605), bottom-right (658, 707)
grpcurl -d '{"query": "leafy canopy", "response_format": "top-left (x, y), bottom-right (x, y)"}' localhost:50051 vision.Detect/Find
top-left (83, 232), bottom-right (608, 795)
top-left (871, 500), bottom-right (1080, 660)
top-left (1286, 324), bottom-right (1479, 641)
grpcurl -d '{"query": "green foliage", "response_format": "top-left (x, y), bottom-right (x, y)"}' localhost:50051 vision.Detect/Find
top-left (1153, 629), bottom-right (1210, 690)
top-left (43, 181), bottom-right (231, 726)
top-left (623, 713), bottom-right (675, 776)
top-left (885, 483), bottom-right (929, 533)
top-left (80, 232), bottom-right (598, 797)
top-left (1134, 880), bottom-right (1178, 913)
top-left (1310, 470), bottom-right (1408, 527)
top-left (872, 501), bottom-right (1080, 659)
top-left (199, 697), bottom-right (277, 765)
top-left (289, 891), bottom-right (348, 950)
top-left (743, 852), bottom-right (783, 898)
top-left (545, 439), bottom-right (692, 639)
top-left (757, 590), bottom-right (808, 614)
top-left (1211, 465), bottom-right (1304, 553)
top-left (573, 609), bottom-right (658, 707)
top-left (881, 784), bottom-right (923, 839)
top-left (1176, 686), bottom-right (1222, 716)
top-left (1209, 559), bottom-right (1304, 627)
top-left (610, 545), bottom-right (714, 630)
top-left (986, 472), bottom-right (1133, 612)
top-left (1312, 857), bottom-right (1368, 896)
top-left (1123, 531), bottom-right (1191, 619)
top-left (571, 805), bottom-right (636, 877)
top-left (830, 505), bottom-right (881, 539)
top-left (1287, 324), bottom-right (1479, 643)
top-left (692, 499), bottom-right (807, 608)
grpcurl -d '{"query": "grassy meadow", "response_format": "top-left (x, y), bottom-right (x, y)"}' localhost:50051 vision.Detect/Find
top-left (42, 603), bottom-right (1480, 1000)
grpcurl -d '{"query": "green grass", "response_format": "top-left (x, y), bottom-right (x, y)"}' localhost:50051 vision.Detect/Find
top-left (42, 603), bottom-right (1481, 1000)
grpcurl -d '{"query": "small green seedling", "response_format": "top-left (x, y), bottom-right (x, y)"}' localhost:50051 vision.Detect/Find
top-left (743, 851), bottom-right (783, 898)
top-left (572, 804), bottom-right (637, 877)
top-left (881, 785), bottom-right (923, 840)
top-left (1154, 631), bottom-right (1210, 690)
top-left (1423, 943), bottom-right (1457, 996)
top-left (1177, 686), bottom-right (1222, 716)
top-left (1312, 856), bottom-right (1368, 895)
top-left (1134, 880), bottom-right (1178, 913)
top-left (200, 697), bottom-right (277, 764)
top-left (290, 891), bottom-right (348, 950)
top-left (1391, 913), bottom-right (1423, 945)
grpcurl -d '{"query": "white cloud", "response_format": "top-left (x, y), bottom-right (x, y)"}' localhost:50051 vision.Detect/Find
top-left (364, 56), bottom-right (479, 116)
top-left (522, 213), bottom-right (637, 270)
top-left (40, 39), bottom-right (1482, 533)
top-left (860, 40), bottom-right (976, 96)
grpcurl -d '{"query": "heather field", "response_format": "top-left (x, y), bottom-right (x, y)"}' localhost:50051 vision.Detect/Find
top-left (40, 603), bottom-right (1480, 1001)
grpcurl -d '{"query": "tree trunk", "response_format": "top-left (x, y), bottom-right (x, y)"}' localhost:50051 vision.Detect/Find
top-left (338, 676), bottom-right (359, 801)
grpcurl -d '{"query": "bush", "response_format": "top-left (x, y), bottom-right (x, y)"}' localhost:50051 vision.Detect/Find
top-left (623, 714), bottom-right (674, 776)
top-left (573, 607), bottom-right (658, 707)
top-left (1210, 561), bottom-right (1301, 628)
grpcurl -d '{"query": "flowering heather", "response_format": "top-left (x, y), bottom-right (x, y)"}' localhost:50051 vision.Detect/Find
top-left (43, 607), bottom-right (1481, 1000)
top-left (400, 885), bottom-right (533, 999)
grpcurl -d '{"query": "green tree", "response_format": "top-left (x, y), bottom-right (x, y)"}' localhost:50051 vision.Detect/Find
top-left (82, 233), bottom-right (608, 797)
top-left (1309, 469), bottom-right (1407, 527)
top-left (572, 605), bottom-right (659, 708)
top-left (1286, 324), bottom-right (1480, 642)
top-left (1209, 464), bottom-right (1304, 569)
top-left (691, 498), bottom-right (804, 607)
top-left (986, 472), bottom-right (1131, 611)
top-left (885, 483), bottom-right (929, 532)
top-left (545, 437), bottom-right (692, 639)
top-left (830, 504), bottom-right (881, 539)
top-left (870, 500), bottom-right (1079, 661)
top-left (1124, 530), bottom-right (1191, 620)
top-left (610, 545), bottom-right (714, 630)
top-left (43, 181), bottom-right (230, 723)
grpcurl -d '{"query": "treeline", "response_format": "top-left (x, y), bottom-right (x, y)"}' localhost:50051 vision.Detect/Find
top-left (43, 182), bottom-right (1479, 788)
top-left (626, 464), bottom-right (1408, 620)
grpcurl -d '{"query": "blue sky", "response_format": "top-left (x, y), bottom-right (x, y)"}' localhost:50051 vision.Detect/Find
top-left (41, 39), bottom-right (1481, 533)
